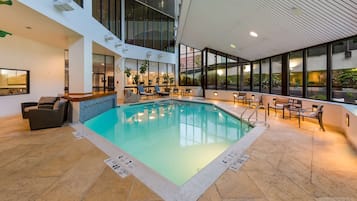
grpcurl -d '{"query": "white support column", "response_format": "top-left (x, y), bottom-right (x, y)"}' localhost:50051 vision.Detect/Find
top-left (68, 37), bottom-right (92, 94)
top-left (116, 57), bottom-right (125, 102)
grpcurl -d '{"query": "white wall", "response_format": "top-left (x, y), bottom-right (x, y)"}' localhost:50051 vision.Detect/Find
top-left (0, 35), bottom-right (64, 117)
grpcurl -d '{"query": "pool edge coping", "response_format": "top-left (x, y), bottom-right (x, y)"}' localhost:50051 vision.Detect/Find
top-left (72, 99), bottom-right (267, 201)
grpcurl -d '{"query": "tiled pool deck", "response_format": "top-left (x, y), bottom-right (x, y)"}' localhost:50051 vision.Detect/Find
top-left (1, 99), bottom-right (357, 201)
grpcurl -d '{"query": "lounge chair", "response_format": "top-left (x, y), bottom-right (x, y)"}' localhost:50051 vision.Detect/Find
top-left (155, 85), bottom-right (169, 96)
top-left (249, 94), bottom-right (263, 108)
top-left (299, 104), bottom-right (325, 131)
top-left (172, 88), bottom-right (179, 96)
top-left (183, 88), bottom-right (192, 96)
top-left (268, 97), bottom-right (290, 118)
top-left (137, 85), bottom-right (155, 98)
top-left (234, 92), bottom-right (246, 104)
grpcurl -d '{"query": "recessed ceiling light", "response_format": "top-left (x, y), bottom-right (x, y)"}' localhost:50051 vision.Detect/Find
top-left (250, 31), bottom-right (258, 37)
top-left (230, 44), bottom-right (236, 48)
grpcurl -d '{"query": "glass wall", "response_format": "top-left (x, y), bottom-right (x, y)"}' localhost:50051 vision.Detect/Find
top-left (186, 46), bottom-right (194, 85)
top-left (124, 59), bottom-right (175, 88)
top-left (92, 0), bottom-right (121, 38)
top-left (179, 44), bottom-right (186, 85)
top-left (217, 54), bottom-right (227, 89)
top-left (289, 50), bottom-right (303, 97)
top-left (136, 0), bottom-right (175, 17)
top-left (271, 55), bottom-right (282, 95)
top-left (168, 64), bottom-right (175, 86)
top-left (227, 57), bottom-right (238, 90)
top-left (179, 44), bottom-right (201, 86)
top-left (252, 61), bottom-right (260, 92)
top-left (261, 58), bottom-right (270, 93)
top-left (124, 59), bottom-right (138, 87)
top-left (149, 61), bottom-right (159, 86)
top-left (206, 51), bottom-right (216, 89)
top-left (193, 50), bottom-right (202, 85)
top-left (179, 36), bottom-right (357, 104)
top-left (125, 0), bottom-right (175, 53)
top-left (307, 45), bottom-right (327, 100)
top-left (332, 37), bottom-right (357, 104)
top-left (191, 48), bottom-right (248, 90)
top-left (92, 54), bottom-right (115, 92)
top-left (242, 63), bottom-right (251, 91)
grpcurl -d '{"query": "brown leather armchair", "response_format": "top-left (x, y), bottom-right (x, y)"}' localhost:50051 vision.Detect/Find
top-left (21, 97), bottom-right (59, 119)
top-left (27, 99), bottom-right (68, 130)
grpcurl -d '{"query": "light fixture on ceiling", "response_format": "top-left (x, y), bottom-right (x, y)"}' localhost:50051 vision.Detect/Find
top-left (53, 0), bottom-right (75, 11)
top-left (114, 41), bottom-right (123, 48)
top-left (230, 44), bottom-right (236, 49)
top-left (0, 0), bottom-right (12, 6)
top-left (122, 46), bottom-right (128, 53)
top-left (249, 31), bottom-right (258, 38)
top-left (104, 34), bottom-right (114, 42)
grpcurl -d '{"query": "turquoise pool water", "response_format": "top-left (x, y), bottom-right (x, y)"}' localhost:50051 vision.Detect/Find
top-left (84, 100), bottom-right (252, 186)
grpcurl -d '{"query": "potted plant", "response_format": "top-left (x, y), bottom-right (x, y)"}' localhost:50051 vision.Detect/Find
top-left (169, 77), bottom-right (174, 85)
top-left (124, 68), bottom-right (131, 78)
top-left (163, 73), bottom-right (169, 84)
top-left (133, 74), bottom-right (140, 85)
top-left (139, 60), bottom-right (149, 74)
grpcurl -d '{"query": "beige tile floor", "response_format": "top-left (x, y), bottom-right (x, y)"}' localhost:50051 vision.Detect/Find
top-left (1, 101), bottom-right (357, 201)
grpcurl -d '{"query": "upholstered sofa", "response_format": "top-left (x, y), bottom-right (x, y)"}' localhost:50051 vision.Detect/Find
top-left (21, 97), bottom-right (69, 130)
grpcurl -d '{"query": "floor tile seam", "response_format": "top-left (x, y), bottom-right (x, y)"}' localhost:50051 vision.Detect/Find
top-left (28, 176), bottom-right (64, 201)
top-left (244, 170), bottom-right (271, 201)
top-left (212, 182), bottom-right (223, 200)
top-left (275, 166), bottom-right (317, 198)
top-left (35, 147), bottom-right (107, 201)
top-left (4, 131), bottom-right (66, 147)
top-left (310, 130), bottom-right (316, 185)
top-left (125, 178), bottom-right (139, 201)
top-left (0, 148), bottom-right (31, 169)
top-left (218, 171), bottom-right (267, 200)
top-left (8, 136), bottom-right (82, 177)
top-left (79, 165), bottom-right (108, 201)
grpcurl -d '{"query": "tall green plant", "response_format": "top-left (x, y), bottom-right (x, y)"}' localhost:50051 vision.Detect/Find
top-left (139, 60), bottom-right (149, 74)
top-left (124, 68), bottom-right (131, 78)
